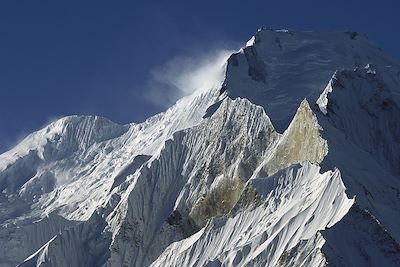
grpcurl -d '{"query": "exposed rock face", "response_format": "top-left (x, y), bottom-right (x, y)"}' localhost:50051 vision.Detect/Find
top-left (265, 99), bottom-right (328, 175)
top-left (189, 174), bottom-right (244, 227)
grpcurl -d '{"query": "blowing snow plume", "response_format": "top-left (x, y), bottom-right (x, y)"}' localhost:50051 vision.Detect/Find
top-left (145, 49), bottom-right (234, 108)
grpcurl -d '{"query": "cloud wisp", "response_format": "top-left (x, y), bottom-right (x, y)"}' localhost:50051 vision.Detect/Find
top-left (144, 48), bottom-right (235, 108)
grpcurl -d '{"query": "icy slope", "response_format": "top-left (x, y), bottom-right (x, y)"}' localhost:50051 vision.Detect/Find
top-left (1, 29), bottom-right (400, 267)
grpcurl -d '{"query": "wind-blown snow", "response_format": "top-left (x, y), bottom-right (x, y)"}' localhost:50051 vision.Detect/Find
top-left (145, 49), bottom-right (233, 108)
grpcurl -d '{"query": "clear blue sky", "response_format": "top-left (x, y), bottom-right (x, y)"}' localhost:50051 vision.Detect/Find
top-left (1, 0), bottom-right (399, 152)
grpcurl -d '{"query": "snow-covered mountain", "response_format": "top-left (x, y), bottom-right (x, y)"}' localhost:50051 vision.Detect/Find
top-left (1, 28), bottom-right (400, 267)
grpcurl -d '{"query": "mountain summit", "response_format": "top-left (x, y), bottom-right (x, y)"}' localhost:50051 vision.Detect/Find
top-left (1, 29), bottom-right (400, 267)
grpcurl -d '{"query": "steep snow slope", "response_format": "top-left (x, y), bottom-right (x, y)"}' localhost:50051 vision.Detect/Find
top-left (314, 64), bottom-right (400, 242)
top-left (1, 29), bottom-right (400, 267)
top-left (151, 163), bottom-right (354, 267)
top-left (317, 64), bottom-right (400, 175)
top-left (322, 205), bottom-right (400, 267)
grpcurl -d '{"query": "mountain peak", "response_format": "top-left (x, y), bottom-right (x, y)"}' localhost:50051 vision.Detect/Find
top-left (2, 28), bottom-right (400, 267)
top-left (223, 28), bottom-right (400, 132)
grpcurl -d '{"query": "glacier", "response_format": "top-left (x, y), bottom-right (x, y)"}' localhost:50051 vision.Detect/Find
top-left (1, 28), bottom-right (400, 267)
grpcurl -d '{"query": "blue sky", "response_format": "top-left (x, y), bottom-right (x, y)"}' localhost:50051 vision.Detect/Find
top-left (0, 0), bottom-right (399, 152)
